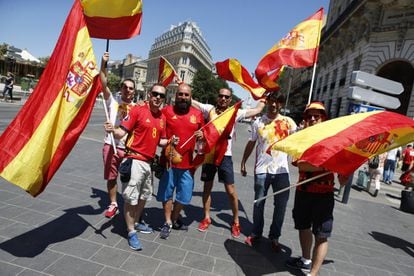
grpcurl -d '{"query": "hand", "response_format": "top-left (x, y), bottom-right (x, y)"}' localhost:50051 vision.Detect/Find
top-left (171, 135), bottom-right (180, 146)
top-left (241, 163), bottom-right (247, 177)
top-left (104, 121), bottom-right (114, 133)
top-left (194, 130), bottom-right (204, 140)
top-left (102, 52), bottom-right (109, 63)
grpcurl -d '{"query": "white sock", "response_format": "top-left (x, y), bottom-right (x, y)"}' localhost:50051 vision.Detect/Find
top-left (301, 257), bottom-right (312, 265)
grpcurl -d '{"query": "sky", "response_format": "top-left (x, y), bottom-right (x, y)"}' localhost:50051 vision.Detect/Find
top-left (0, 0), bottom-right (330, 100)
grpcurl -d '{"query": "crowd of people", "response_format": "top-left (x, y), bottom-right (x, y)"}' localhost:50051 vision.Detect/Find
top-left (99, 52), bottom-right (410, 276)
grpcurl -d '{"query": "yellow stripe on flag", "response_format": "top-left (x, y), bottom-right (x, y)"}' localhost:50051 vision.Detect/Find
top-left (82, 0), bottom-right (142, 17)
top-left (0, 26), bottom-right (98, 195)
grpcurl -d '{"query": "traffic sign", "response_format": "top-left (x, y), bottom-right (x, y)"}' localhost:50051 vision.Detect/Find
top-left (348, 86), bottom-right (401, 109)
top-left (351, 71), bottom-right (403, 95)
top-left (347, 102), bottom-right (384, 114)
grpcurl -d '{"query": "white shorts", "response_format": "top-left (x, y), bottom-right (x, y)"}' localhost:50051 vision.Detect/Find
top-left (121, 159), bottom-right (152, 205)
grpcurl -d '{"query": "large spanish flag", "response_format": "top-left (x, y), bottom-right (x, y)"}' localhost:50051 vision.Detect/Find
top-left (158, 56), bottom-right (178, 87)
top-left (216, 59), bottom-right (267, 100)
top-left (0, 0), bottom-right (102, 197)
top-left (81, 0), bottom-right (142, 39)
top-left (193, 101), bottom-right (242, 167)
top-left (271, 111), bottom-right (414, 176)
top-left (255, 8), bottom-right (323, 89)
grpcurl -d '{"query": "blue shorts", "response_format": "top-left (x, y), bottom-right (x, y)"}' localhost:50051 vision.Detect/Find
top-left (200, 156), bottom-right (234, 184)
top-left (156, 168), bottom-right (194, 205)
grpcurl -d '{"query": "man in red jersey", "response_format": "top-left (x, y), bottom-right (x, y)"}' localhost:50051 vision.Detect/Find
top-left (104, 83), bottom-right (168, 251)
top-left (157, 83), bottom-right (204, 239)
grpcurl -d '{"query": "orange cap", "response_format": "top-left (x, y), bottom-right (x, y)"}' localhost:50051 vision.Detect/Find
top-left (304, 102), bottom-right (327, 117)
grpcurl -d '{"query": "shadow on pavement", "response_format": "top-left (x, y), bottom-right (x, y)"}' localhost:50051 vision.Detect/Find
top-left (369, 231), bottom-right (414, 258)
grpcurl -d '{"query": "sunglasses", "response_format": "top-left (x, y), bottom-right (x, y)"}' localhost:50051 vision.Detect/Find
top-left (151, 91), bottom-right (166, 99)
top-left (218, 94), bottom-right (231, 99)
top-left (122, 84), bottom-right (134, 91)
top-left (305, 114), bottom-right (321, 120)
top-left (177, 92), bottom-right (190, 97)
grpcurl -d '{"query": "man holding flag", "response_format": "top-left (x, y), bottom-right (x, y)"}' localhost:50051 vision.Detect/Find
top-left (192, 88), bottom-right (265, 238)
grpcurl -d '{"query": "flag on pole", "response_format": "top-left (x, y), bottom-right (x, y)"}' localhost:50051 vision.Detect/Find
top-left (0, 0), bottom-right (102, 197)
top-left (255, 8), bottom-right (323, 89)
top-left (81, 0), bottom-right (143, 39)
top-left (270, 111), bottom-right (414, 176)
top-left (158, 56), bottom-right (178, 87)
top-left (193, 101), bottom-right (243, 167)
top-left (215, 59), bottom-right (267, 100)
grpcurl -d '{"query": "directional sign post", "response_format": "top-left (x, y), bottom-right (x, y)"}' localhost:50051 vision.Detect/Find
top-left (348, 71), bottom-right (404, 109)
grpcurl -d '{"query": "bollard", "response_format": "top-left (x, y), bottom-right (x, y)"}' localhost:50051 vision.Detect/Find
top-left (341, 174), bottom-right (354, 204)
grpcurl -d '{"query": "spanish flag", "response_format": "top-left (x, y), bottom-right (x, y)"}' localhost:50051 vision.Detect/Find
top-left (193, 101), bottom-right (242, 167)
top-left (158, 56), bottom-right (178, 87)
top-left (271, 111), bottom-right (414, 176)
top-left (255, 8), bottom-right (323, 89)
top-left (215, 59), bottom-right (267, 100)
top-left (81, 0), bottom-right (142, 39)
top-left (0, 0), bottom-right (102, 197)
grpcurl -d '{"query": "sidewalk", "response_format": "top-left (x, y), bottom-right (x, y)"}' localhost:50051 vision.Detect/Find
top-left (0, 112), bottom-right (413, 275)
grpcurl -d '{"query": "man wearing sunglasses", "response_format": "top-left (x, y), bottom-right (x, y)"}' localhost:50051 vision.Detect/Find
top-left (191, 88), bottom-right (265, 238)
top-left (241, 92), bottom-right (297, 251)
top-left (100, 52), bottom-right (137, 220)
top-left (286, 102), bottom-right (348, 276)
top-left (104, 83), bottom-right (168, 250)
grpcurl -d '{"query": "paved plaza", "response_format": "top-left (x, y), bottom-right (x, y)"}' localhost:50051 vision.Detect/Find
top-left (0, 102), bottom-right (413, 275)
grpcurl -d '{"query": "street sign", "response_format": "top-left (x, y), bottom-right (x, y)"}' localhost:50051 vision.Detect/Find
top-left (348, 86), bottom-right (401, 109)
top-left (351, 71), bottom-right (403, 95)
top-left (347, 102), bottom-right (384, 114)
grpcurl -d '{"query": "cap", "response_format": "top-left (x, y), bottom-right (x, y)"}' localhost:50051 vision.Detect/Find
top-left (304, 102), bottom-right (327, 117)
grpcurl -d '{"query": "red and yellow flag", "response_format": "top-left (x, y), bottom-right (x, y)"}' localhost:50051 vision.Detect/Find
top-left (255, 8), bottom-right (323, 89)
top-left (81, 0), bottom-right (142, 39)
top-left (215, 59), bottom-right (267, 100)
top-left (158, 56), bottom-right (178, 87)
top-left (193, 101), bottom-right (242, 167)
top-left (0, 0), bottom-right (102, 197)
top-left (271, 111), bottom-right (414, 176)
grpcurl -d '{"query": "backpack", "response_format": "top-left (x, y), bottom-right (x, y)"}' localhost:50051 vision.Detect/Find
top-left (368, 155), bottom-right (380, 169)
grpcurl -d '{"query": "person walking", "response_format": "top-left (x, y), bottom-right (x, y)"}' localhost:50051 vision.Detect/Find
top-left (241, 92), bottom-right (297, 250)
top-left (191, 88), bottom-right (265, 238)
top-left (2, 72), bottom-right (14, 102)
top-left (104, 83), bottom-right (168, 250)
top-left (156, 83), bottom-right (204, 239)
top-left (382, 147), bottom-right (400, 184)
top-left (401, 144), bottom-right (414, 172)
top-left (367, 153), bottom-right (387, 197)
top-left (285, 102), bottom-right (348, 276)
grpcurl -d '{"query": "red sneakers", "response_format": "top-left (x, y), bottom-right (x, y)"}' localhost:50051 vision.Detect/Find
top-left (231, 223), bottom-right (241, 238)
top-left (244, 234), bottom-right (261, 246)
top-left (104, 203), bottom-right (119, 218)
top-left (197, 218), bottom-right (211, 232)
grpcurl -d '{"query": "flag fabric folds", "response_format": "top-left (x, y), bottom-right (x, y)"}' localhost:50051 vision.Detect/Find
top-left (255, 8), bottom-right (323, 89)
top-left (193, 101), bottom-right (243, 167)
top-left (0, 0), bottom-right (102, 197)
top-left (81, 0), bottom-right (142, 39)
top-left (270, 111), bottom-right (414, 176)
top-left (158, 56), bottom-right (177, 87)
top-left (215, 59), bottom-right (267, 100)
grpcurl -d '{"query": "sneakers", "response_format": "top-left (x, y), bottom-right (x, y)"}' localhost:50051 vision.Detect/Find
top-left (127, 231), bottom-right (142, 251)
top-left (172, 219), bottom-right (188, 231)
top-left (231, 223), bottom-right (241, 238)
top-left (244, 234), bottom-right (261, 246)
top-left (160, 223), bottom-right (172, 239)
top-left (286, 257), bottom-right (311, 272)
top-left (135, 222), bottom-right (153, 234)
top-left (104, 203), bottom-right (119, 218)
top-left (197, 218), bottom-right (211, 232)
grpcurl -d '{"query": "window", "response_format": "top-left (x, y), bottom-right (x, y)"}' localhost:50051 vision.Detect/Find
top-left (339, 63), bottom-right (348, 86)
top-left (180, 70), bottom-right (185, 81)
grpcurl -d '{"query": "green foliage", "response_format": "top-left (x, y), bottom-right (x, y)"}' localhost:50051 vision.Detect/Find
top-left (107, 72), bottom-right (121, 93)
top-left (38, 56), bottom-right (50, 65)
top-left (0, 43), bottom-right (8, 57)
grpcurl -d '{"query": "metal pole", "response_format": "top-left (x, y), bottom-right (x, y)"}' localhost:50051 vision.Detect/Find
top-left (284, 67), bottom-right (293, 115)
top-left (341, 174), bottom-right (354, 204)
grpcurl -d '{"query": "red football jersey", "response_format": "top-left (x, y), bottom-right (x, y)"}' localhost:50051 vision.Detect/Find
top-left (162, 105), bottom-right (204, 169)
top-left (121, 104), bottom-right (166, 161)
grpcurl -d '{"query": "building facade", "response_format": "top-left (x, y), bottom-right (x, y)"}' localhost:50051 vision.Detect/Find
top-left (286, 0), bottom-right (414, 121)
top-left (146, 21), bottom-right (213, 102)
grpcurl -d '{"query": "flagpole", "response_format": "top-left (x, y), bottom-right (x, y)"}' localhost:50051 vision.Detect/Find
top-left (307, 11), bottom-right (323, 105)
top-left (307, 63), bottom-right (318, 104)
top-left (254, 171), bottom-right (331, 203)
top-left (100, 93), bottom-right (118, 155)
top-left (179, 100), bottom-right (243, 149)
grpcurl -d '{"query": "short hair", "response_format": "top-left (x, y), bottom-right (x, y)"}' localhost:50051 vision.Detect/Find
top-left (267, 92), bottom-right (285, 103)
top-left (122, 78), bottom-right (135, 88)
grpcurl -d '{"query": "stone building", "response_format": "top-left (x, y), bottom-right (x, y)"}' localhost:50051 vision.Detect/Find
top-left (286, 0), bottom-right (414, 121)
top-left (145, 21), bottom-right (213, 102)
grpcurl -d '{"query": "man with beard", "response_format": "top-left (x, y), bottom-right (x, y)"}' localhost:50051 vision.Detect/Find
top-left (104, 83), bottom-right (168, 250)
top-left (157, 83), bottom-right (204, 239)
top-left (191, 88), bottom-right (265, 238)
top-left (241, 92), bottom-right (297, 251)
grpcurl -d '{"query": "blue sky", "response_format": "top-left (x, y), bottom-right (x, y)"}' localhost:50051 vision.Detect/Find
top-left (0, 0), bottom-right (329, 99)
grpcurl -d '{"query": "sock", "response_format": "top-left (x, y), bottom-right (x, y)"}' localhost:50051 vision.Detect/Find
top-left (301, 257), bottom-right (312, 265)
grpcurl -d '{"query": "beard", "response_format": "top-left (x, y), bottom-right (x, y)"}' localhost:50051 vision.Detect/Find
top-left (175, 98), bottom-right (191, 113)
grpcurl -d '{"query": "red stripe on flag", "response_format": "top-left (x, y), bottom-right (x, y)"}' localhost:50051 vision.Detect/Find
top-left (85, 13), bottom-right (142, 39)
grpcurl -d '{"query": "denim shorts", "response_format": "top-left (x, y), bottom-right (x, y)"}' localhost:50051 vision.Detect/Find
top-left (156, 168), bottom-right (194, 205)
top-left (200, 156), bottom-right (234, 184)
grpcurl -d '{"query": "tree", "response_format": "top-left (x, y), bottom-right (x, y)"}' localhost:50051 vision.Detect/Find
top-left (39, 56), bottom-right (50, 66)
top-left (107, 72), bottom-right (121, 93)
top-left (0, 43), bottom-right (8, 57)
top-left (191, 67), bottom-right (240, 104)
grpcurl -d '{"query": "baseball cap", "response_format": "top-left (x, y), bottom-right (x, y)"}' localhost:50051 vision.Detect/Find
top-left (304, 101), bottom-right (327, 117)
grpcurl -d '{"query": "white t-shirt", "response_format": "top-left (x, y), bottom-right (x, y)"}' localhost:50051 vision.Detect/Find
top-left (103, 93), bottom-right (135, 148)
top-left (250, 113), bottom-right (297, 174)
top-left (198, 102), bottom-right (247, 156)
